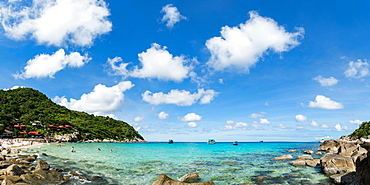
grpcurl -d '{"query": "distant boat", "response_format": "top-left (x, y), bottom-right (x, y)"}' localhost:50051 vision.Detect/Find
top-left (260, 141), bottom-right (264, 142)
top-left (232, 141), bottom-right (238, 145)
top-left (207, 139), bottom-right (216, 144)
top-left (168, 139), bottom-right (173, 144)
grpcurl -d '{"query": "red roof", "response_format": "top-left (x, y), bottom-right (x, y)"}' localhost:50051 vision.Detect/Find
top-left (14, 125), bottom-right (20, 128)
top-left (19, 131), bottom-right (27, 134)
top-left (28, 131), bottom-right (41, 135)
top-left (65, 125), bottom-right (73, 128)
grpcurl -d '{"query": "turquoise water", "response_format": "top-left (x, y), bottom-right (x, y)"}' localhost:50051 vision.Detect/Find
top-left (27, 142), bottom-right (331, 184)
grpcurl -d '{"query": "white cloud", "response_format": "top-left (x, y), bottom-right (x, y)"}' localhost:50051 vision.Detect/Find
top-left (276, 124), bottom-right (286, 128)
top-left (310, 121), bottom-right (319, 127)
top-left (53, 81), bottom-right (134, 116)
top-left (0, 0), bottom-right (112, 47)
top-left (295, 114), bottom-right (308, 122)
top-left (13, 49), bottom-right (90, 79)
top-left (321, 124), bottom-right (329, 129)
top-left (249, 113), bottom-right (264, 118)
top-left (188, 122), bottom-right (197, 128)
top-left (160, 4), bottom-right (186, 28)
top-left (349, 119), bottom-right (363, 125)
top-left (181, 113), bottom-right (202, 122)
top-left (2, 86), bottom-right (24, 91)
top-left (222, 120), bottom-right (248, 130)
top-left (206, 11), bottom-right (304, 72)
top-left (334, 124), bottom-right (352, 132)
top-left (142, 89), bottom-right (218, 106)
top-left (134, 116), bottom-right (143, 122)
top-left (296, 126), bottom-right (304, 130)
top-left (108, 44), bottom-right (194, 82)
top-left (344, 59), bottom-right (369, 78)
top-left (313, 75), bottom-right (339, 86)
top-left (260, 118), bottom-right (270, 124)
top-left (157, 111), bottom-right (169, 120)
top-left (308, 95), bottom-right (344, 110)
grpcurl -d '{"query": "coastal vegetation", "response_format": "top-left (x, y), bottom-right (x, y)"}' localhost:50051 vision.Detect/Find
top-left (349, 121), bottom-right (370, 139)
top-left (0, 87), bottom-right (144, 141)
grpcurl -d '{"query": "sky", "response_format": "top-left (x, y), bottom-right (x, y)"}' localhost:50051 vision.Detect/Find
top-left (1, 0), bottom-right (370, 142)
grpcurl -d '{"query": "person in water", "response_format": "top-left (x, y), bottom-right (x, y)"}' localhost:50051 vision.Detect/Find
top-left (98, 148), bottom-right (101, 151)
top-left (71, 147), bottom-right (76, 152)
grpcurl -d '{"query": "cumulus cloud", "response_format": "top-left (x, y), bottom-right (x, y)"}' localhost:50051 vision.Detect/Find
top-left (108, 44), bottom-right (194, 82)
top-left (187, 122), bottom-right (197, 128)
top-left (221, 120), bottom-right (248, 130)
top-left (295, 114), bottom-right (308, 122)
top-left (142, 89), bottom-right (218, 106)
top-left (321, 124), bottom-right (329, 129)
top-left (181, 113), bottom-right (202, 122)
top-left (313, 75), bottom-right (339, 86)
top-left (260, 118), bottom-right (270, 124)
top-left (308, 95), bottom-right (344, 110)
top-left (134, 116), bottom-right (143, 122)
top-left (0, 0), bottom-right (112, 47)
top-left (334, 124), bottom-right (352, 132)
top-left (53, 81), bottom-right (134, 116)
top-left (13, 49), bottom-right (91, 79)
top-left (206, 11), bottom-right (304, 72)
top-left (344, 59), bottom-right (369, 78)
top-left (310, 121), bottom-right (319, 127)
top-left (2, 86), bottom-right (24, 91)
top-left (157, 111), bottom-right (169, 120)
top-left (349, 119), bottom-right (363, 125)
top-left (249, 113), bottom-right (264, 118)
top-left (160, 4), bottom-right (186, 28)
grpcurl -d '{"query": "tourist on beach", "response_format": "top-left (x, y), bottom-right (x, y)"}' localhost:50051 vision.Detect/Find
top-left (71, 147), bottom-right (76, 152)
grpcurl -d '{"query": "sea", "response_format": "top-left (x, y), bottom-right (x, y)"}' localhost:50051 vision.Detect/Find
top-left (24, 142), bottom-right (332, 185)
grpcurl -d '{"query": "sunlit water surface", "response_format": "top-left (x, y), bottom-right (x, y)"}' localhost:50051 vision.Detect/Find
top-left (26, 142), bottom-right (331, 185)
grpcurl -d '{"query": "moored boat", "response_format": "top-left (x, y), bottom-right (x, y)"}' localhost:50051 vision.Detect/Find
top-left (232, 141), bottom-right (238, 145)
top-left (207, 139), bottom-right (216, 144)
top-left (168, 139), bottom-right (173, 144)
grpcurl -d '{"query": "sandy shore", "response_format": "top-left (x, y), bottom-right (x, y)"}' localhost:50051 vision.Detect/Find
top-left (0, 138), bottom-right (48, 149)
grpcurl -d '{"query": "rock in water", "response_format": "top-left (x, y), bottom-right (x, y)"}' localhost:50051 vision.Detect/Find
top-left (36, 159), bottom-right (50, 170)
top-left (5, 164), bottom-right (25, 176)
top-left (320, 154), bottom-right (356, 175)
top-left (179, 172), bottom-right (200, 183)
top-left (272, 154), bottom-right (293, 160)
top-left (152, 174), bottom-right (215, 185)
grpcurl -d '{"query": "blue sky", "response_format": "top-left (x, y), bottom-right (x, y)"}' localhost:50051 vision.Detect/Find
top-left (1, 0), bottom-right (370, 142)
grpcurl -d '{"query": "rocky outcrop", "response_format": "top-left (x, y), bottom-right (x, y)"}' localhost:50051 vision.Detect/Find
top-left (272, 154), bottom-right (293, 160)
top-left (320, 154), bottom-right (356, 175)
top-left (179, 172), bottom-right (200, 183)
top-left (152, 174), bottom-right (215, 185)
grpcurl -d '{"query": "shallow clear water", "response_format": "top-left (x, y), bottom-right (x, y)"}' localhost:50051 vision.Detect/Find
top-left (27, 142), bottom-right (331, 184)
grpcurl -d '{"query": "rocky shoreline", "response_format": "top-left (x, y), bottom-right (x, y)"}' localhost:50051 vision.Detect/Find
top-left (271, 137), bottom-right (370, 185)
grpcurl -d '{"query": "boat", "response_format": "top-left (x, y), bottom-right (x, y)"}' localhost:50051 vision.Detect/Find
top-left (168, 139), bottom-right (173, 144)
top-left (207, 139), bottom-right (216, 144)
top-left (232, 141), bottom-right (238, 145)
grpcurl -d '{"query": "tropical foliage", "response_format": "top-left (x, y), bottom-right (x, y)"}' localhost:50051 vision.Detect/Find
top-left (350, 121), bottom-right (370, 139)
top-left (0, 88), bottom-right (144, 141)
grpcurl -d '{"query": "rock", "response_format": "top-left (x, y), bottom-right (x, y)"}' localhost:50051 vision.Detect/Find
top-left (272, 155), bottom-right (293, 160)
top-left (221, 161), bottom-right (238, 165)
top-left (355, 151), bottom-right (370, 185)
top-left (35, 159), bottom-right (50, 170)
top-left (33, 169), bottom-right (64, 182)
top-left (297, 155), bottom-right (313, 160)
top-left (306, 159), bottom-right (320, 167)
top-left (320, 154), bottom-right (356, 175)
top-left (289, 159), bottom-right (306, 167)
top-left (5, 165), bottom-right (25, 176)
top-left (304, 149), bottom-right (314, 155)
top-left (152, 174), bottom-right (215, 185)
top-left (338, 142), bottom-right (359, 156)
top-left (330, 172), bottom-right (356, 184)
top-left (316, 152), bottom-right (323, 155)
top-left (179, 172), bottom-right (200, 183)
top-left (288, 150), bottom-right (297, 152)
top-left (3, 175), bottom-right (21, 183)
top-left (318, 139), bottom-right (342, 153)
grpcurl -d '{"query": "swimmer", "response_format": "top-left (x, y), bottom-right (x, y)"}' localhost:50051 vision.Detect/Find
top-left (71, 147), bottom-right (76, 152)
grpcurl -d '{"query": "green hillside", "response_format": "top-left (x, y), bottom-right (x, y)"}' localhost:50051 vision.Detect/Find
top-left (0, 87), bottom-right (144, 141)
top-left (350, 121), bottom-right (370, 139)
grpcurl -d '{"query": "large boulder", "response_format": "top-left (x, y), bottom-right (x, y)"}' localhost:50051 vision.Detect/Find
top-left (318, 139), bottom-right (342, 153)
top-left (339, 142), bottom-right (360, 156)
top-left (272, 155), bottom-right (293, 160)
top-left (320, 154), bottom-right (356, 175)
top-left (179, 172), bottom-right (200, 183)
top-left (35, 159), bottom-right (50, 170)
top-left (152, 174), bottom-right (214, 185)
top-left (4, 164), bottom-right (25, 176)
top-left (330, 172), bottom-right (356, 184)
top-left (355, 151), bottom-right (370, 185)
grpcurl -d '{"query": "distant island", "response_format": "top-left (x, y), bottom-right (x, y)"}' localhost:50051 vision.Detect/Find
top-left (0, 87), bottom-right (145, 142)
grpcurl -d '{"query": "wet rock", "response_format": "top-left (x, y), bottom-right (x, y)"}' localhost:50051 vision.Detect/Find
top-left (288, 150), bottom-right (297, 152)
top-left (5, 164), bottom-right (25, 176)
top-left (33, 169), bottom-right (64, 182)
top-left (297, 155), bottom-right (313, 160)
top-left (68, 171), bottom-right (89, 181)
top-left (330, 172), bottom-right (356, 184)
top-left (306, 159), bottom-right (320, 167)
top-left (179, 172), bottom-right (200, 183)
top-left (303, 149), bottom-right (314, 155)
top-left (221, 161), bottom-right (238, 165)
top-left (290, 159), bottom-right (306, 167)
top-left (320, 154), bottom-right (356, 175)
top-left (272, 154), bottom-right (293, 160)
top-left (35, 159), bottom-right (50, 170)
top-left (152, 174), bottom-right (215, 185)
top-left (3, 175), bottom-right (21, 183)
